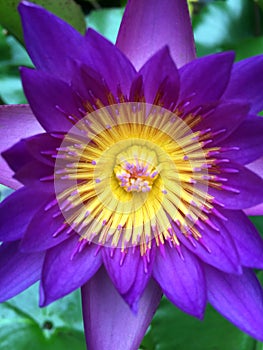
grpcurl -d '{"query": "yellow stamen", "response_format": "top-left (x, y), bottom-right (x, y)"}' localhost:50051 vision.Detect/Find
top-left (53, 102), bottom-right (220, 255)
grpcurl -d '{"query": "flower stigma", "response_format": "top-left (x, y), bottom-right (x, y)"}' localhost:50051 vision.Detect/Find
top-left (53, 102), bottom-right (219, 255)
top-left (114, 145), bottom-right (159, 193)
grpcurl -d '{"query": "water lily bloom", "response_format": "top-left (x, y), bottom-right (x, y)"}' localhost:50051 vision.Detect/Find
top-left (1, 0), bottom-right (263, 348)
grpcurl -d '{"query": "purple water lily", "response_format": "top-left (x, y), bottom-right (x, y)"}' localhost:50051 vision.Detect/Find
top-left (1, 0), bottom-right (263, 349)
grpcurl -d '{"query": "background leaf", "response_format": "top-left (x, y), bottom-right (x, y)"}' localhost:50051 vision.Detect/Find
top-left (86, 8), bottom-right (124, 43)
top-left (142, 298), bottom-right (256, 350)
top-left (0, 284), bottom-right (85, 350)
top-left (193, 0), bottom-right (263, 57)
top-left (0, 0), bottom-right (86, 44)
top-left (0, 26), bottom-right (31, 103)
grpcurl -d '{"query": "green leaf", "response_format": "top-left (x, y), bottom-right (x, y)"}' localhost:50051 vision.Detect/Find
top-left (146, 298), bottom-right (256, 350)
top-left (193, 0), bottom-right (260, 54)
top-left (0, 0), bottom-right (86, 44)
top-left (0, 27), bottom-right (31, 103)
top-left (256, 0), bottom-right (263, 11)
top-left (0, 76), bottom-right (26, 104)
top-left (86, 8), bottom-right (124, 43)
top-left (234, 36), bottom-right (263, 60)
top-left (250, 216), bottom-right (263, 237)
top-left (0, 284), bottom-right (85, 350)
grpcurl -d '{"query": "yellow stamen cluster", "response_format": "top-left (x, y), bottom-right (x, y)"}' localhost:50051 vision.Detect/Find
top-left (54, 102), bottom-right (218, 255)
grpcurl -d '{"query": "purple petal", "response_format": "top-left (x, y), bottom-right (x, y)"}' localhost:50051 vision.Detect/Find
top-left (129, 75), bottom-right (144, 101)
top-left (85, 30), bottom-right (136, 96)
top-left (0, 104), bottom-right (43, 188)
top-left (178, 52), bottom-right (234, 111)
top-left (218, 116), bottom-right (263, 164)
top-left (139, 47), bottom-right (180, 107)
top-left (3, 133), bottom-right (59, 171)
top-left (24, 133), bottom-right (61, 166)
top-left (245, 157), bottom-right (263, 215)
top-left (205, 266), bottom-right (263, 341)
top-left (209, 162), bottom-right (263, 210)
top-left (223, 55), bottom-right (263, 114)
top-left (67, 60), bottom-right (109, 106)
top-left (81, 268), bottom-right (162, 350)
top-left (153, 245), bottom-right (206, 318)
top-left (116, 0), bottom-right (195, 70)
top-left (19, 1), bottom-right (86, 81)
top-left (102, 247), bottom-right (155, 309)
top-left (0, 241), bottom-right (44, 302)
top-left (245, 204), bottom-right (263, 216)
top-left (21, 68), bottom-right (82, 132)
top-left (19, 2), bottom-right (136, 95)
top-left (40, 236), bottom-right (102, 306)
top-left (2, 138), bottom-right (32, 173)
top-left (0, 185), bottom-right (52, 241)
top-left (247, 156), bottom-right (263, 178)
top-left (218, 209), bottom-right (263, 269)
top-left (14, 161), bottom-right (52, 186)
top-left (196, 101), bottom-right (249, 144)
top-left (173, 220), bottom-right (241, 274)
top-left (3, 133), bottom-right (59, 185)
top-left (20, 198), bottom-right (69, 252)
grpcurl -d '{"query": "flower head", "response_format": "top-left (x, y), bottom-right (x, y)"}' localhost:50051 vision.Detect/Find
top-left (1, 0), bottom-right (263, 349)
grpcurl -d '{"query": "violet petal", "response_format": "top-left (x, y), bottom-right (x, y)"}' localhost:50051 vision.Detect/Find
top-left (205, 266), bottom-right (263, 341)
top-left (20, 68), bottom-right (82, 133)
top-left (245, 204), bottom-right (263, 216)
top-left (174, 220), bottom-right (242, 274)
top-left (20, 198), bottom-right (69, 252)
top-left (218, 116), bottom-right (263, 165)
top-left (116, 0), bottom-right (195, 70)
top-left (0, 241), bottom-right (44, 302)
top-left (245, 157), bottom-right (263, 215)
top-left (223, 55), bottom-right (263, 114)
top-left (40, 236), bottom-right (102, 306)
top-left (196, 101), bottom-right (249, 144)
top-left (153, 245), bottom-right (206, 318)
top-left (208, 162), bottom-right (263, 210)
top-left (178, 52), bottom-right (234, 111)
top-left (0, 104), bottom-right (43, 188)
top-left (218, 209), bottom-right (263, 269)
top-left (139, 46), bottom-right (180, 106)
top-left (85, 29), bottom-right (136, 96)
top-left (19, 1), bottom-right (87, 81)
top-left (81, 267), bottom-right (162, 350)
top-left (102, 247), bottom-right (155, 309)
top-left (0, 184), bottom-right (52, 241)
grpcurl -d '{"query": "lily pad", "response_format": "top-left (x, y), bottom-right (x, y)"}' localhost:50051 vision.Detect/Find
top-left (145, 297), bottom-right (257, 350)
top-left (0, 284), bottom-right (85, 350)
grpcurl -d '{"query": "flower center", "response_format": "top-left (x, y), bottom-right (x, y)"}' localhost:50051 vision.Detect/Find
top-left (114, 146), bottom-right (159, 193)
top-left (53, 102), bottom-right (221, 255)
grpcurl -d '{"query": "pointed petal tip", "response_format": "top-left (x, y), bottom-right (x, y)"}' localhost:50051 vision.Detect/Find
top-left (245, 203), bottom-right (263, 216)
top-left (206, 267), bottom-right (263, 341)
top-left (0, 104), bottom-right (43, 188)
top-left (116, 0), bottom-right (196, 70)
top-left (18, 0), bottom-right (41, 13)
top-left (82, 268), bottom-right (162, 350)
top-left (39, 283), bottom-right (55, 308)
top-left (153, 246), bottom-right (207, 320)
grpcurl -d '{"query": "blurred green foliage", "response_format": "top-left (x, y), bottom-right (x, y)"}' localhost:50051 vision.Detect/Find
top-left (0, 0), bottom-right (263, 349)
top-left (0, 284), bottom-right (85, 350)
top-left (0, 0), bottom-right (86, 43)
